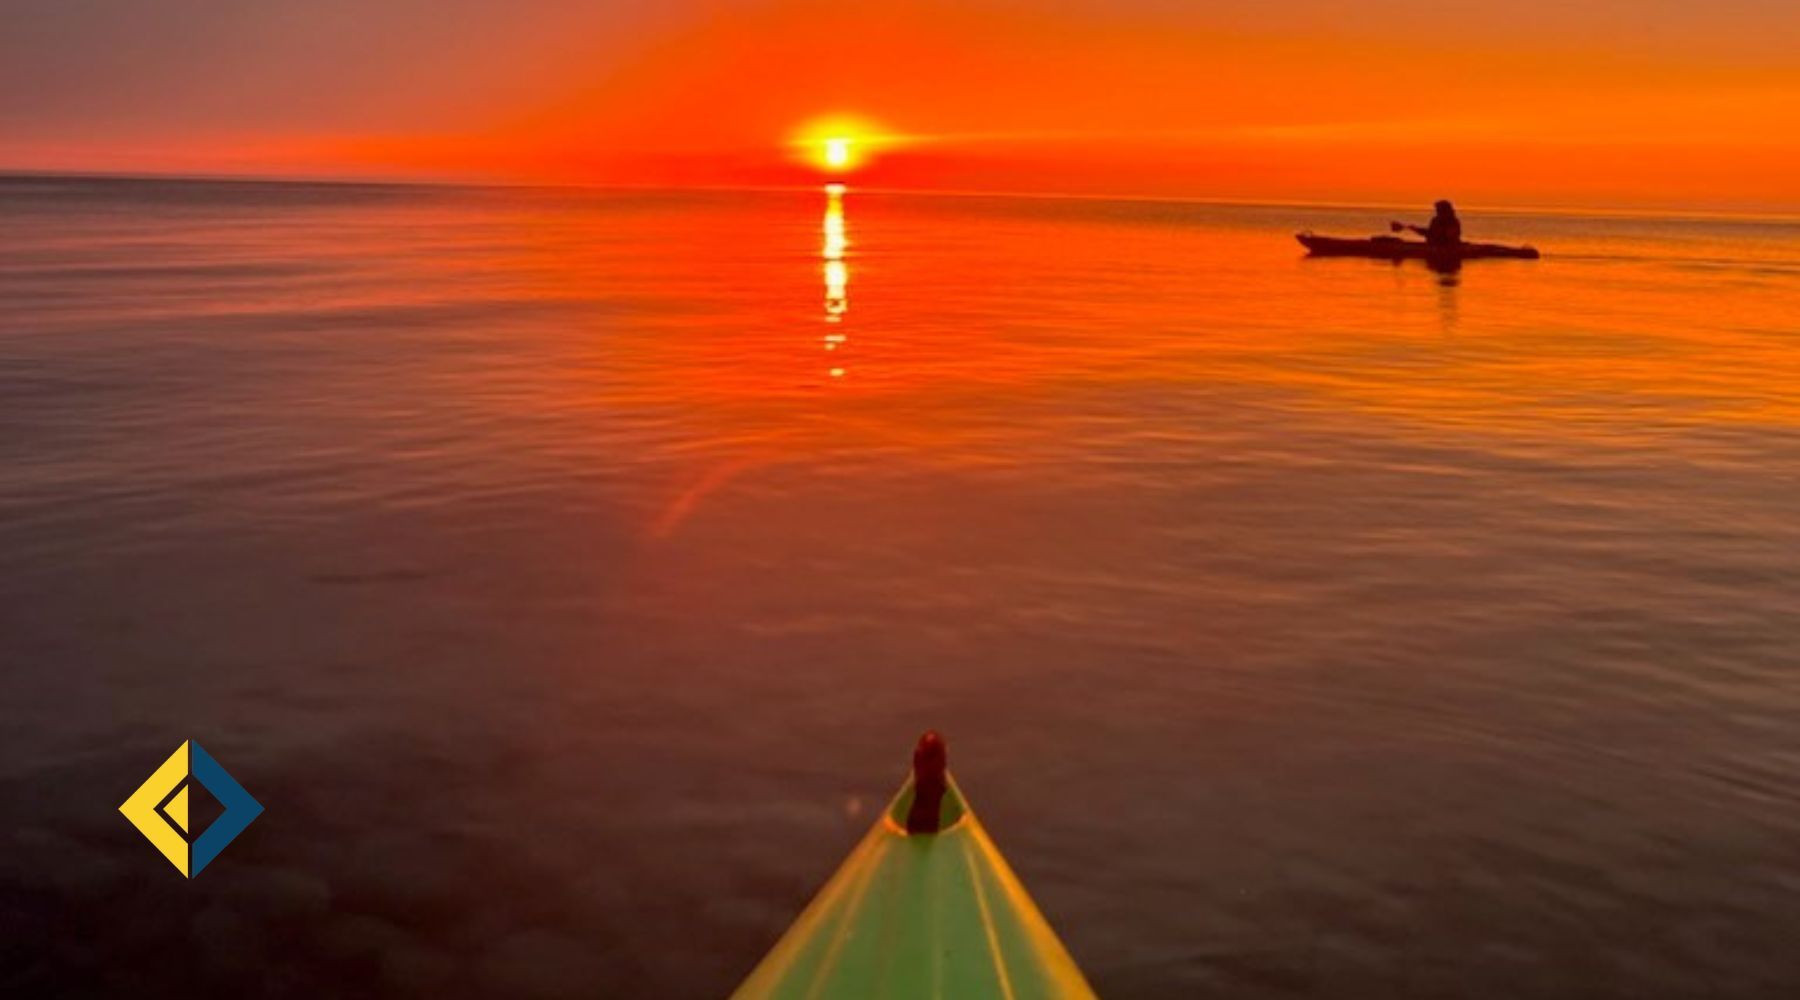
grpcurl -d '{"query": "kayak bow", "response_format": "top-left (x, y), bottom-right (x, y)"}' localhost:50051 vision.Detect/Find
top-left (1297, 233), bottom-right (1540, 260)
top-left (730, 733), bottom-right (1097, 1000)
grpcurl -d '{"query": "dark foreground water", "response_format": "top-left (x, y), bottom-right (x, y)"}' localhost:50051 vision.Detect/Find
top-left (2, 175), bottom-right (1798, 998)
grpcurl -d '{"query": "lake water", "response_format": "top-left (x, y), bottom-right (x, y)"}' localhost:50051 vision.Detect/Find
top-left (2, 175), bottom-right (1798, 998)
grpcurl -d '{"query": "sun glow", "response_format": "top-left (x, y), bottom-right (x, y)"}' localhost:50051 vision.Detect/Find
top-left (792, 115), bottom-right (894, 175)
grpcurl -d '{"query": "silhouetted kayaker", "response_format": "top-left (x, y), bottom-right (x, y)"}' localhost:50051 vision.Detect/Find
top-left (1391, 200), bottom-right (1462, 248)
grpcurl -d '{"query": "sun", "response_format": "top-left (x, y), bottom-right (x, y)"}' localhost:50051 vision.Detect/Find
top-left (792, 115), bottom-right (893, 176)
top-left (823, 138), bottom-right (853, 171)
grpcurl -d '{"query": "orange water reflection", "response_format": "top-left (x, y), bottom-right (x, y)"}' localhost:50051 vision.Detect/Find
top-left (10, 181), bottom-right (1800, 1000)
top-left (651, 185), bottom-right (852, 536)
top-left (822, 184), bottom-right (849, 378)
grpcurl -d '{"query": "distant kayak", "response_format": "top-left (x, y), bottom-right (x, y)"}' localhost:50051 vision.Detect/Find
top-left (731, 733), bottom-right (1097, 1000)
top-left (1297, 233), bottom-right (1540, 260)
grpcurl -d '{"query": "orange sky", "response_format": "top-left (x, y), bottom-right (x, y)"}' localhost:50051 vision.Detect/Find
top-left (3, 0), bottom-right (1796, 211)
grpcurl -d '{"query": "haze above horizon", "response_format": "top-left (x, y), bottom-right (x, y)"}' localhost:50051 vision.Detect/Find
top-left (2, 0), bottom-right (1796, 212)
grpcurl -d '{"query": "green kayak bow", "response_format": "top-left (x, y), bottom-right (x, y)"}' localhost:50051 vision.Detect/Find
top-left (731, 732), bottom-right (1097, 1000)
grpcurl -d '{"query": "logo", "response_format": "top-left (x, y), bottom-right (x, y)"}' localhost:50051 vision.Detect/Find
top-left (120, 741), bottom-right (263, 877)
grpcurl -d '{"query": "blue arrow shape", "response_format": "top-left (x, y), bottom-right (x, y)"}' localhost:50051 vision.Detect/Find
top-left (189, 742), bottom-right (264, 876)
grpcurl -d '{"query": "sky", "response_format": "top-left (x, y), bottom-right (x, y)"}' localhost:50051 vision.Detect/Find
top-left (2, 0), bottom-right (1797, 210)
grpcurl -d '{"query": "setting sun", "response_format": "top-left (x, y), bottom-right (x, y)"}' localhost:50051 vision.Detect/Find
top-left (791, 114), bottom-right (895, 176)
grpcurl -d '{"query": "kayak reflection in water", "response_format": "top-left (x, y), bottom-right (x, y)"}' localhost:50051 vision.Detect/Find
top-left (1391, 199), bottom-right (1463, 248)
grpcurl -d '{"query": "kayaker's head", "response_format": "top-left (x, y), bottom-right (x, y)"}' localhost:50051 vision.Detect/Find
top-left (1435, 199), bottom-right (1456, 217)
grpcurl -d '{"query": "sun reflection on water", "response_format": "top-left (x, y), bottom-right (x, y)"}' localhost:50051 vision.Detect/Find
top-left (822, 185), bottom-right (849, 377)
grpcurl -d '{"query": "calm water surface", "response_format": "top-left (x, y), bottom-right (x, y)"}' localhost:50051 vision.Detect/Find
top-left (2, 177), bottom-right (1798, 997)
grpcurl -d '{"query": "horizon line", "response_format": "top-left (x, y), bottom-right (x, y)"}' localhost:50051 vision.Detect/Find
top-left (3, 167), bottom-right (1796, 226)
